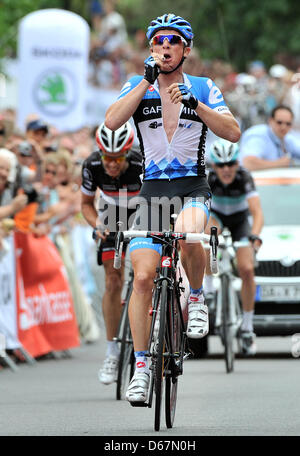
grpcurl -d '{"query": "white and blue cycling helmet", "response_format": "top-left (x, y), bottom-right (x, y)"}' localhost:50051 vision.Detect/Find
top-left (210, 138), bottom-right (239, 164)
top-left (146, 13), bottom-right (194, 44)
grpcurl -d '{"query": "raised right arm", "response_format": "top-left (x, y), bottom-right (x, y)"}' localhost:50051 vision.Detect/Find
top-left (105, 79), bottom-right (150, 131)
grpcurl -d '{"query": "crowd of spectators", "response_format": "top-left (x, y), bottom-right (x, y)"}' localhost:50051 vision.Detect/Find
top-left (0, 110), bottom-right (101, 350)
top-left (88, 1), bottom-right (300, 135)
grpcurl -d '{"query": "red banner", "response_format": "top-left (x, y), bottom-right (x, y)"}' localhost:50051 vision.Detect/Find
top-left (14, 232), bottom-right (80, 357)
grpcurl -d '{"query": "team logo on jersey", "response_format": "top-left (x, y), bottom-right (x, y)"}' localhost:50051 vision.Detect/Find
top-left (207, 78), bottom-right (224, 104)
top-left (205, 198), bottom-right (211, 211)
top-left (149, 121), bottom-right (162, 129)
top-left (179, 122), bottom-right (193, 129)
top-left (83, 168), bottom-right (92, 181)
top-left (143, 105), bottom-right (162, 115)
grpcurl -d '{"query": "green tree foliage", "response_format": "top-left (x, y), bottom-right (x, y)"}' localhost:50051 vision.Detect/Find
top-left (119, 0), bottom-right (300, 70)
top-left (0, 0), bottom-right (89, 59)
top-left (0, 0), bottom-right (299, 70)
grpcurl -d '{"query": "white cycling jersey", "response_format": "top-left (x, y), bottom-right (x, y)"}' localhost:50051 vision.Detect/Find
top-left (118, 73), bottom-right (230, 180)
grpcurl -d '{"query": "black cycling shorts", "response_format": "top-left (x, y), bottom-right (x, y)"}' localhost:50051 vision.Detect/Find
top-left (132, 176), bottom-right (211, 231)
top-left (97, 233), bottom-right (128, 266)
top-left (210, 209), bottom-right (251, 242)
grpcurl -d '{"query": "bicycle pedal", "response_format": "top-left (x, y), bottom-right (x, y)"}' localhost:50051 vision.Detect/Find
top-left (130, 401), bottom-right (148, 408)
top-left (183, 351), bottom-right (193, 360)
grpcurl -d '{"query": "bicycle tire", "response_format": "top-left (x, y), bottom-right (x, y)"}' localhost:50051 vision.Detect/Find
top-left (221, 275), bottom-right (234, 373)
top-left (154, 280), bottom-right (168, 432)
top-left (165, 375), bottom-right (178, 428)
top-left (116, 279), bottom-right (134, 400)
top-left (165, 288), bottom-right (181, 428)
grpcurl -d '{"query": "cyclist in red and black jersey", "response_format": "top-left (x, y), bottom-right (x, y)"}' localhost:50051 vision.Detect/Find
top-left (81, 122), bottom-right (142, 385)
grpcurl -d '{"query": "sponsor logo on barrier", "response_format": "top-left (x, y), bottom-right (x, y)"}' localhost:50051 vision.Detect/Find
top-left (32, 47), bottom-right (82, 59)
top-left (33, 68), bottom-right (77, 116)
top-left (19, 283), bottom-right (73, 330)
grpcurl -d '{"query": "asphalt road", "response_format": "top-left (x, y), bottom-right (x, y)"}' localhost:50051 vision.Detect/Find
top-left (0, 331), bottom-right (299, 438)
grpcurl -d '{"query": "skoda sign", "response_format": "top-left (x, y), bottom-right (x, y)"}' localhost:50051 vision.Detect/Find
top-left (33, 68), bottom-right (77, 116)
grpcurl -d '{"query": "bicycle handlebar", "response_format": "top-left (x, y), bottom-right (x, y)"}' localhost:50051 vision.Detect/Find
top-left (113, 227), bottom-right (219, 273)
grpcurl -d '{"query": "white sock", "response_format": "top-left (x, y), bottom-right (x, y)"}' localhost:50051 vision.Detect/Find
top-left (134, 351), bottom-right (150, 374)
top-left (203, 275), bottom-right (215, 294)
top-left (241, 311), bottom-right (254, 332)
top-left (106, 340), bottom-right (119, 358)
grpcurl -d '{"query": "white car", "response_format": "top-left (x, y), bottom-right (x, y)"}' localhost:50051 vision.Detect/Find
top-left (252, 167), bottom-right (300, 336)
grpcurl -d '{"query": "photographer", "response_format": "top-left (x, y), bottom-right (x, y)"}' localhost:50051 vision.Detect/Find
top-left (0, 150), bottom-right (28, 221)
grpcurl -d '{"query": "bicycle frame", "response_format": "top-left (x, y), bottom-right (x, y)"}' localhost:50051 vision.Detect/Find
top-left (213, 229), bottom-right (247, 372)
top-left (114, 227), bottom-right (219, 430)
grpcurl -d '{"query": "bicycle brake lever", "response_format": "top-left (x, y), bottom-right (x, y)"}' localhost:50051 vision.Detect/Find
top-left (210, 226), bottom-right (219, 274)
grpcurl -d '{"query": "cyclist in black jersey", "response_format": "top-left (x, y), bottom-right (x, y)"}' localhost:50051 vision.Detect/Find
top-left (205, 138), bottom-right (264, 355)
top-left (81, 122), bottom-right (142, 385)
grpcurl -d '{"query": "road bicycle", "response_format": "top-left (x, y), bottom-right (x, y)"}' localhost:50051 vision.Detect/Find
top-left (114, 257), bottom-right (135, 400)
top-left (209, 228), bottom-right (248, 373)
top-left (114, 226), bottom-right (218, 431)
top-left (95, 232), bottom-right (135, 400)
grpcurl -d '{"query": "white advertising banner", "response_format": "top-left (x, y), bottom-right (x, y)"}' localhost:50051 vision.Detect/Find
top-left (17, 9), bottom-right (90, 132)
top-left (0, 235), bottom-right (20, 350)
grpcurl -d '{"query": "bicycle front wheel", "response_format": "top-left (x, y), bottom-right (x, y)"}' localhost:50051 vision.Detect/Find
top-left (221, 275), bottom-right (234, 373)
top-left (165, 287), bottom-right (182, 428)
top-left (154, 280), bottom-right (168, 432)
top-left (165, 375), bottom-right (178, 428)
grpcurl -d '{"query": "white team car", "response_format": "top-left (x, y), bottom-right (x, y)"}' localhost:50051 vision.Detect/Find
top-left (252, 167), bottom-right (300, 336)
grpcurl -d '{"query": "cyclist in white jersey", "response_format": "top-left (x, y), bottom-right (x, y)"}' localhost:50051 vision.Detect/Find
top-left (204, 138), bottom-right (264, 355)
top-left (105, 13), bottom-right (241, 403)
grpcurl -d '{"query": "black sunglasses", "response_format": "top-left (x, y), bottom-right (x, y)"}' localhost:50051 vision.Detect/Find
top-left (215, 160), bottom-right (238, 168)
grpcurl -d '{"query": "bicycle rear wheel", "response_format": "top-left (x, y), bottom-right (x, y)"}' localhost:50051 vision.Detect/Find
top-left (116, 280), bottom-right (134, 400)
top-left (221, 275), bottom-right (234, 373)
top-left (154, 280), bottom-right (168, 432)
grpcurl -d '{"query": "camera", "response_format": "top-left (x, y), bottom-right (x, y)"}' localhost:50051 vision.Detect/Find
top-left (22, 185), bottom-right (40, 204)
top-left (18, 141), bottom-right (33, 156)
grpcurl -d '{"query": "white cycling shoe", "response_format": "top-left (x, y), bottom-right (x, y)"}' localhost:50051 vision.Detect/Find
top-left (98, 355), bottom-right (118, 385)
top-left (126, 371), bottom-right (150, 403)
top-left (240, 331), bottom-right (257, 356)
top-left (187, 294), bottom-right (209, 339)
